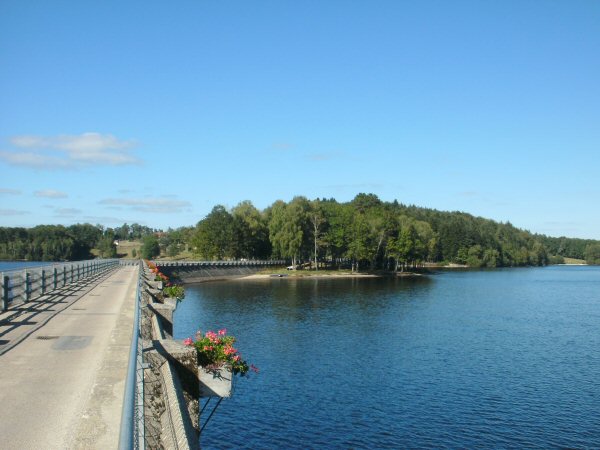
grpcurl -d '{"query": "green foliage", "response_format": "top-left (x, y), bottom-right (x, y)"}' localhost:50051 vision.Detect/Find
top-left (172, 194), bottom-right (598, 270)
top-left (97, 232), bottom-right (117, 258)
top-left (268, 197), bottom-right (311, 267)
top-left (584, 243), bottom-right (600, 264)
top-left (232, 200), bottom-right (271, 259)
top-left (0, 224), bottom-right (102, 261)
top-left (7, 195), bottom-right (594, 269)
top-left (548, 254), bottom-right (565, 264)
top-left (192, 205), bottom-right (235, 259)
top-left (140, 235), bottom-right (160, 259)
top-left (163, 284), bottom-right (185, 299)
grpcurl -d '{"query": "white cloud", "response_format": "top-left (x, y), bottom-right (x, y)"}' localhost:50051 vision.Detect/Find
top-left (0, 188), bottom-right (22, 195)
top-left (0, 209), bottom-right (29, 215)
top-left (0, 151), bottom-right (72, 169)
top-left (84, 215), bottom-right (130, 226)
top-left (99, 196), bottom-right (191, 214)
top-left (54, 208), bottom-right (82, 216)
top-left (323, 183), bottom-right (385, 190)
top-left (1, 132), bottom-right (141, 169)
top-left (306, 152), bottom-right (342, 161)
top-left (457, 191), bottom-right (479, 197)
top-left (34, 189), bottom-right (68, 199)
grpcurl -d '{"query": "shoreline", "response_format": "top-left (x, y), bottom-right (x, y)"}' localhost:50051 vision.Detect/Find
top-left (237, 271), bottom-right (424, 280)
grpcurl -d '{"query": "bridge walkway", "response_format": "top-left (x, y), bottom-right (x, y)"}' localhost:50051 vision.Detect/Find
top-left (0, 265), bottom-right (138, 449)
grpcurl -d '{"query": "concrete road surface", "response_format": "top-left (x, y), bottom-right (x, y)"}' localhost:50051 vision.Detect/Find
top-left (0, 265), bottom-right (138, 449)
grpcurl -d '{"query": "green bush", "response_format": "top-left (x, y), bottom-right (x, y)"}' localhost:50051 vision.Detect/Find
top-left (163, 284), bottom-right (185, 299)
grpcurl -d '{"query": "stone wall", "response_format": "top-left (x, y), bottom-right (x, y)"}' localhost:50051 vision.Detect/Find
top-left (140, 268), bottom-right (199, 450)
top-left (158, 264), bottom-right (268, 284)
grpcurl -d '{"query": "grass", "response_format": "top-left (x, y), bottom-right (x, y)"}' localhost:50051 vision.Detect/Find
top-left (563, 257), bottom-right (587, 265)
top-left (115, 240), bottom-right (142, 258)
top-left (257, 267), bottom-right (357, 277)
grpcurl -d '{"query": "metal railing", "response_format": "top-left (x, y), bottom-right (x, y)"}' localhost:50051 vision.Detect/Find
top-left (155, 259), bottom-right (288, 267)
top-left (1, 259), bottom-right (120, 311)
top-left (119, 260), bottom-right (145, 449)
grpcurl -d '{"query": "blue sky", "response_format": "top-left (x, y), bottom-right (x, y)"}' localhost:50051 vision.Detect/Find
top-left (1, 1), bottom-right (598, 239)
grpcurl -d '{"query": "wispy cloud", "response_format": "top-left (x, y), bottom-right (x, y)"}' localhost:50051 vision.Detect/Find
top-left (84, 215), bottom-right (131, 226)
top-left (54, 208), bottom-right (82, 216)
top-left (0, 188), bottom-right (22, 195)
top-left (0, 132), bottom-right (141, 169)
top-left (99, 196), bottom-right (191, 214)
top-left (323, 183), bottom-right (386, 190)
top-left (34, 189), bottom-right (68, 199)
top-left (305, 151), bottom-right (346, 161)
top-left (272, 142), bottom-right (294, 151)
top-left (0, 209), bottom-right (29, 215)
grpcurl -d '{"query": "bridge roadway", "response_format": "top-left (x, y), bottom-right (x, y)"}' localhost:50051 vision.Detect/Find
top-left (0, 265), bottom-right (138, 449)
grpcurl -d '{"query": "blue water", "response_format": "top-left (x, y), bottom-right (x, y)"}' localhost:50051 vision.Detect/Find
top-left (0, 261), bottom-right (52, 272)
top-left (174, 266), bottom-right (600, 448)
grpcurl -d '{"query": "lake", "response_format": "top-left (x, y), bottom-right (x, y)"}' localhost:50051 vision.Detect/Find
top-left (0, 261), bottom-right (53, 272)
top-left (173, 266), bottom-right (600, 449)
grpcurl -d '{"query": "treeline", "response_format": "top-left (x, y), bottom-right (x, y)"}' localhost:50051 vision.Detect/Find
top-left (0, 222), bottom-right (156, 261)
top-left (189, 194), bottom-right (600, 269)
top-left (535, 235), bottom-right (600, 263)
top-left (3, 194), bottom-right (599, 266)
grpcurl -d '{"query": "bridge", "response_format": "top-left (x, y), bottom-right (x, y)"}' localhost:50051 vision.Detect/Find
top-left (0, 259), bottom-right (284, 449)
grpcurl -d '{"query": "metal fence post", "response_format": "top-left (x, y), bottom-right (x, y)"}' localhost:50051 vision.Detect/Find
top-left (63, 267), bottom-right (67, 287)
top-left (25, 272), bottom-right (31, 302)
top-left (2, 276), bottom-right (8, 311)
top-left (41, 269), bottom-right (46, 294)
top-left (54, 267), bottom-right (58, 289)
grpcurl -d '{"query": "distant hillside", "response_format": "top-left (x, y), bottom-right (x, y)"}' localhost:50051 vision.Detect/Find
top-left (2, 194), bottom-right (599, 266)
top-left (189, 194), bottom-right (600, 269)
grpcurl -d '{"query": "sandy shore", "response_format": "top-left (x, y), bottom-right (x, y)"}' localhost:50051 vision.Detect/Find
top-left (239, 273), bottom-right (379, 280)
top-left (238, 272), bottom-right (423, 280)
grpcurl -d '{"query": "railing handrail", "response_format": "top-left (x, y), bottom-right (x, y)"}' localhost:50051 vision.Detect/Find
top-left (0, 259), bottom-right (120, 312)
top-left (0, 258), bottom-right (119, 276)
top-left (118, 260), bottom-right (144, 450)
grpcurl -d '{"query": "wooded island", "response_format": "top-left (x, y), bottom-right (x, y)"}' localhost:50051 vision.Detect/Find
top-left (1, 194), bottom-right (600, 268)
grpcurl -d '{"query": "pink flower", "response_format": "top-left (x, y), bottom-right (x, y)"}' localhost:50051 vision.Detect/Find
top-left (232, 355), bottom-right (241, 362)
top-left (205, 331), bottom-right (218, 342)
top-left (218, 328), bottom-right (227, 336)
top-left (203, 345), bottom-right (214, 351)
top-left (183, 337), bottom-right (193, 346)
top-left (250, 364), bottom-right (259, 373)
top-left (224, 346), bottom-right (236, 355)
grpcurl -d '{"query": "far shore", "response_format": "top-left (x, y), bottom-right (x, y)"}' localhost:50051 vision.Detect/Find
top-left (237, 271), bottom-right (425, 281)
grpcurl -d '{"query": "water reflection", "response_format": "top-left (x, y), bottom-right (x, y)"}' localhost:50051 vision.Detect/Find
top-left (179, 276), bottom-right (433, 329)
top-left (173, 268), bottom-right (600, 449)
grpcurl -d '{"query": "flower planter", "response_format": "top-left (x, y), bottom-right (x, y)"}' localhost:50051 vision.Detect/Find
top-left (199, 365), bottom-right (233, 398)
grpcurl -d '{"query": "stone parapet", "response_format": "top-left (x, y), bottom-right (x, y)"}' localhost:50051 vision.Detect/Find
top-left (141, 272), bottom-right (200, 449)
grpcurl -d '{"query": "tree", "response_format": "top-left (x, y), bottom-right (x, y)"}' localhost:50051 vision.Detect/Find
top-left (309, 200), bottom-right (326, 270)
top-left (192, 205), bottom-right (235, 259)
top-left (322, 201), bottom-right (353, 268)
top-left (389, 224), bottom-right (419, 271)
top-left (141, 235), bottom-right (160, 259)
top-left (232, 200), bottom-right (271, 259)
top-left (584, 243), bottom-right (600, 265)
top-left (268, 197), bottom-right (310, 268)
top-left (466, 245), bottom-right (483, 267)
top-left (97, 236), bottom-right (117, 258)
top-left (346, 213), bottom-right (373, 272)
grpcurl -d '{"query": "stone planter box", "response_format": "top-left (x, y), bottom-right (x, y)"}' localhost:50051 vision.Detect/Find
top-left (199, 365), bottom-right (233, 398)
